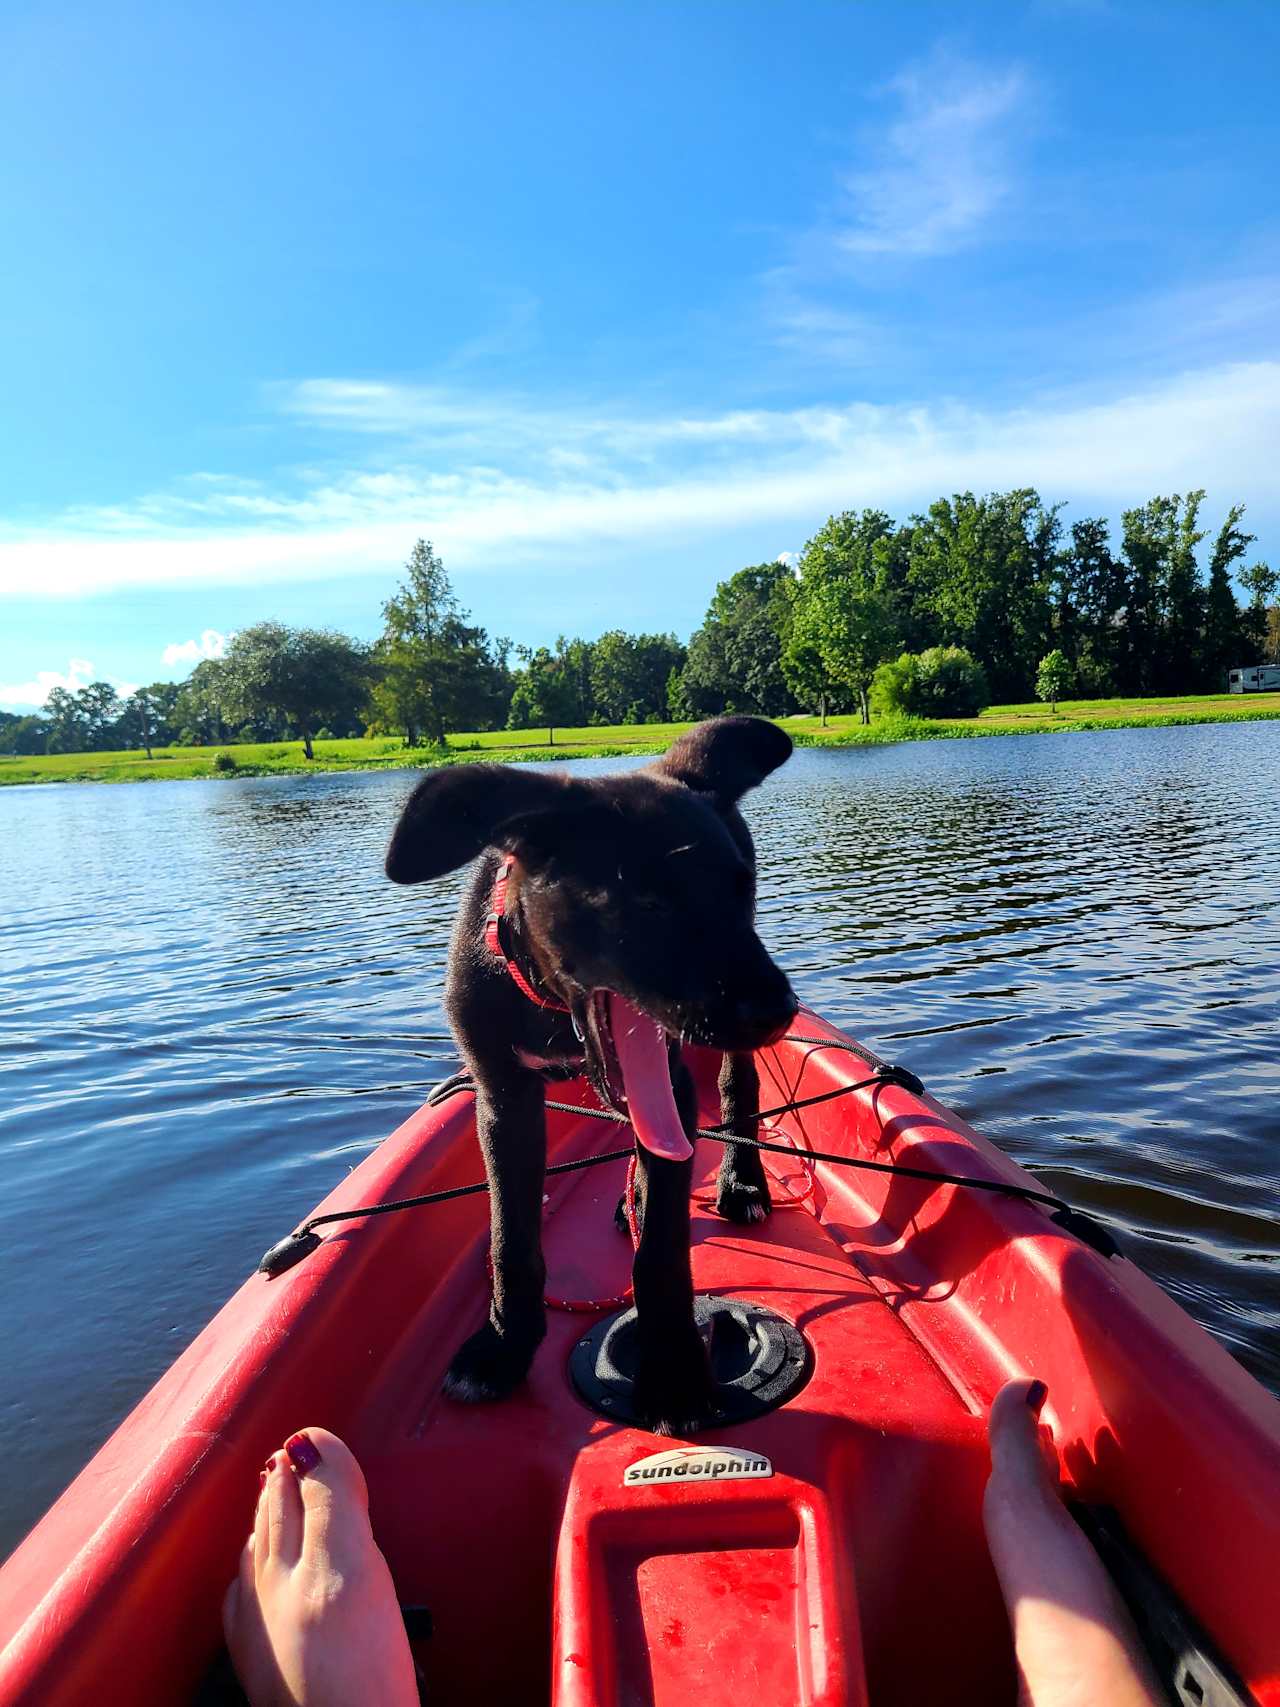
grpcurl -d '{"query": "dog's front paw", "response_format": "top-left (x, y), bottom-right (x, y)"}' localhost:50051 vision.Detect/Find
top-left (716, 1173), bottom-right (772, 1225)
top-left (632, 1328), bottom-right (714, 1437)
top-left (443, 1320), bottom-right (540, 1404)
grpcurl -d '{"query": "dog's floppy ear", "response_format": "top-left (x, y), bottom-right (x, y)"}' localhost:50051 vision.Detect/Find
top-left (385, 764), bottom-right (574, 884)
top-left (656, 716), bottom-right (792, 808)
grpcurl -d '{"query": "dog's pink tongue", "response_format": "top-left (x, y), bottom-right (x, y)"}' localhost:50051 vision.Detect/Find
top-left (608, 993), bottom-right (695, 1162)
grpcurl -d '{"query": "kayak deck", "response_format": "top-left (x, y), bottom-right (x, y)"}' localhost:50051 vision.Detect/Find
top-left (358, 1127), bottom-right (1006, 1705)
top-left (1, 1013), bottom-right (1277, 1705)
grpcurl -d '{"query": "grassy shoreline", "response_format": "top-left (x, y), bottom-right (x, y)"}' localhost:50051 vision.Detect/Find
top-left (3, 693), bottom-right (1279, 787)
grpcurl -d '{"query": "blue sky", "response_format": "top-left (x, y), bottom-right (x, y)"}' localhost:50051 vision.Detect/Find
top-left (2, 0), bottom-right (1278, 709)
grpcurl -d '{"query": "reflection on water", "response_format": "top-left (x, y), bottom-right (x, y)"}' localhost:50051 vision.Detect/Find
top-left (1, 722), bottom-right (1278, 1554)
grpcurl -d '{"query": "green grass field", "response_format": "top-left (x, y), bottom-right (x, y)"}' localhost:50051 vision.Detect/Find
top-left (3, 692), bottom-right (1279, 786)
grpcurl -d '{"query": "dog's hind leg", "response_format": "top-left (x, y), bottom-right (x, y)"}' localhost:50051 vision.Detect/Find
top-left (630, 1054), bottom-right (712, 1436)
top-left (714, 1050), bottom-right (772, 1225)
top-left (443, 1067), bottom-right (548, 1404)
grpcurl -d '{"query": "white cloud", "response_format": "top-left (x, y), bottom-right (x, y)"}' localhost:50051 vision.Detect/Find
top-left (0, 658), bottom-right (95, 709)
top-left (0, 359), bottom-right (1277, 600)
top-left (835, 53), bottom-right (1028, 258)
top-left (162, 629), bottom-right (228, 667)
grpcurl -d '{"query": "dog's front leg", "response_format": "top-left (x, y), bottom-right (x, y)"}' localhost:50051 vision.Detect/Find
top-left (630, 1055), bottom-right (712, 1436)
top-left (444, 1068), bottom-right (548, 1404)
top-left (715, 1050), bottom-right (772, 1224)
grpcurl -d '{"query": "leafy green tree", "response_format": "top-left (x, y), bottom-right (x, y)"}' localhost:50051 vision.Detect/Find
top-left (905, 491), bottom-right (1056, 701)
top-left (42, 686), bottom-right (86, 752)
top-left (220, 622), bottom-right (371, 758)
top-left (1116, 495), bottom-right (1193, 694)
top-left (588, 631), bottom-right (685, 724)
top-left (174, 658), bottom-right (233, 746)
top-left (777, 590), bottom-right (838, 723)
top-left (1036, 649), bottom-right (1073, 712)
top-left (0, 712), bottom-right (49, 755)
top-left (507, 643), bottom-right (582, 742)
top-left (42, 680), bottom-right (122, 752)
top-left (1061, 517), bottom-right (1127, 693)
top-left (1201, 505), bottom-right (1251, 689)
top-left (122, 692), bottom-right (155, 758)
top-left (77, 681), bottom-right (124, 749)
top-left (120, 683), bottom-right (181, 757)
top-left (1238, 561), bottom-right (1277, 662)
top-left (1158, 489), bottom-right (1207, 693)
top-left (677, 562), bottom-right (799, 718)
top-left (1116, 499), bottom-right (1166, 693)
top-left (783, 511), bottom-right (903, 723)
top-left (372, 540), bottom-right (510, 745)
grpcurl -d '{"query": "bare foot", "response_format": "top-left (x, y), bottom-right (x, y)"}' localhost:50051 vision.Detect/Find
top-left (984, 1380), bottom-right (1163, 1707)
top-left (222, 1427), bottom-right (419, 1707)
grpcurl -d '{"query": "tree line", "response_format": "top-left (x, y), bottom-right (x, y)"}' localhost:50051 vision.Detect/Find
top-left (3, 490), bottom-right (1277, 757)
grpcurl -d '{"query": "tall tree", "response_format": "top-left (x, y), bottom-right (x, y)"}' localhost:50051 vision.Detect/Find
top-left (43, 686), bottom-right (86, 753)
top-left (1064, 516), bottom-right (1128, 693)
top-left (1117, 496), bottom-right (1180, 695)
top-left (1201, 505), bottom-right (1252, 689)
top-left (120, 683), bottom-right (181, 757)
top-left (905, 491), bottom-right (1056, 701)
top-left (1239, 561), bottom-right (1278, 663)
top-left (76, 681), bottom-right (124, 749)
top-left (1157, 489), bottom-right (1207, 693)
top-left (588, 631), bottom-right (685, 724)
top-left (507, 642), bottom-right (583, 741)
top-left (783, 512), bottom-right (901, 723)
top-left (174, 658), bottom-right (233, 746)
top-left (677, 561), bottom-right (797, 717)
top-left (373, 540), bottom-right (510, 744)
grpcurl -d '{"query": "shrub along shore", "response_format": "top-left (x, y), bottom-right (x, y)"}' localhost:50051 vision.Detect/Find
top-left (4, 693), bottom-right (1279, 787)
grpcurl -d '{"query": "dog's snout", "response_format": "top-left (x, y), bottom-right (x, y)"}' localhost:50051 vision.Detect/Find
top-left (730, 988), bottom-right (798, 1049)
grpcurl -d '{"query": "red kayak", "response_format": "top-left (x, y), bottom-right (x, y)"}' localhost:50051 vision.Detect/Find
top-left (1, 1011), bottom-right (1277, 1705)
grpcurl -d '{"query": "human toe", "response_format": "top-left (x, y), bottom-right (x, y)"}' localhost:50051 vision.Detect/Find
top-left (987, 1378), bottom-right (1059, 1494)
top-left (282, 1427), bottom-right (381, 1562)
top-left (263, 1453), bottom-right (305, 1567)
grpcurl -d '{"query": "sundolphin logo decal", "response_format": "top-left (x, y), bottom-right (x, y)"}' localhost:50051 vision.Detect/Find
top-left (623, 1446), bottom-right (773, 1487)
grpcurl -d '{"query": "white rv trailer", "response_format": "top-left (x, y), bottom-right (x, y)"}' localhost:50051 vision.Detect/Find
top-left (1228, 665), bottom-right (1280, 692)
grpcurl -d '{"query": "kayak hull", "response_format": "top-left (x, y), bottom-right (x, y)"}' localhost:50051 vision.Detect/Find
top-left (1, 1012), bottom-right (1277, 1704)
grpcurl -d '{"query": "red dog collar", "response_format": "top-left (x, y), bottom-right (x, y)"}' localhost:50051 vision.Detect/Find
top-left (484, 856), bottom-right (569, 1012)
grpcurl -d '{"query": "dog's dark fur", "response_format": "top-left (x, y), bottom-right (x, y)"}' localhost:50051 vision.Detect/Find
top-left (385, 716), bottom-right (797, 1433)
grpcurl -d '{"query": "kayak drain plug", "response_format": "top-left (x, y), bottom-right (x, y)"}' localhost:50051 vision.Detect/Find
top-left (259, 1229), bottom-right (322, 1276)
top-left (570, 1295), bottom-right (813, 1426)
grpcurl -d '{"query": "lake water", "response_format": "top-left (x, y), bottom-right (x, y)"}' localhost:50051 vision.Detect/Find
top-left (1, 724), bottom-right (1278, 1557)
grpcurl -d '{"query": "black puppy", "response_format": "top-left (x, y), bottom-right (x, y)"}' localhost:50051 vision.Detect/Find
top-left (385, 716), bottom-right (797, 1434)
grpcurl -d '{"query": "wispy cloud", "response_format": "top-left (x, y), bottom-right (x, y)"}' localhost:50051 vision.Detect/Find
top-left (1, 359), bottom-right (1276, 601)
top-left (161, 629), bottom-right (228, 667)
top-left (834, 51), bottom-right (1029, 258)
top-left (0, 658), bottom-right (95, 709)
top-left (764, 291), bottom-right (885, 366)
top-left (755, 49), bottom-right (1031, 366)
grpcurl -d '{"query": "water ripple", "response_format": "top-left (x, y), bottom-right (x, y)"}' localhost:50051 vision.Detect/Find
top-left (1, 724), bottom-right (1278, 1553)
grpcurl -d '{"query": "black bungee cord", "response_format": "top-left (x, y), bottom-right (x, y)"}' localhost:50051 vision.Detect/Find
top-left (258, 1038), bottom-right (1119, 1277)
